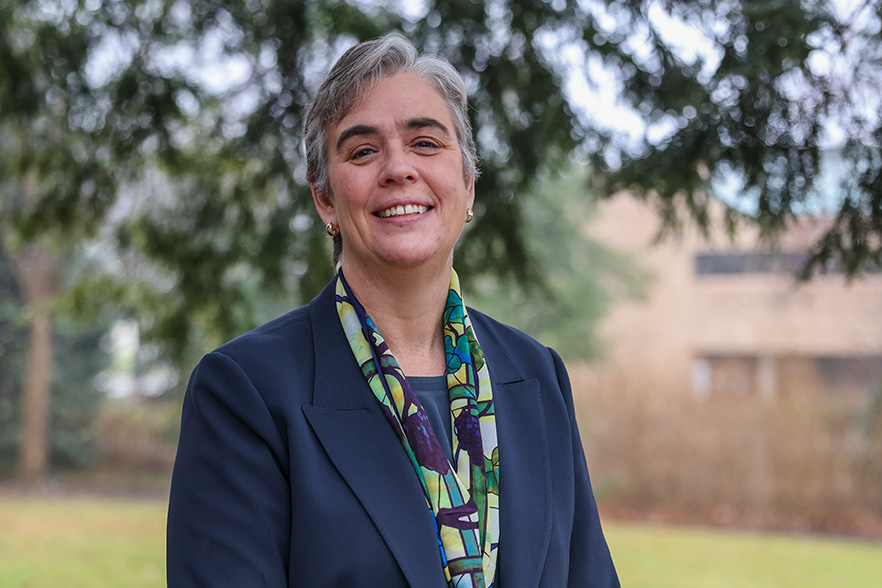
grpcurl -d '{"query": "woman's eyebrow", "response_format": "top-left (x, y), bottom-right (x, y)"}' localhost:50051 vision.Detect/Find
top-left (335, 118), bottom-right (451, 153)
top-left (335, 124), bottom-right (379, 152)
top-left (404, 117), bottom-right (450, 136)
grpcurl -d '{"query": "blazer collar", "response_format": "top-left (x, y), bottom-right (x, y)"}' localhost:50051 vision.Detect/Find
top-left (304, 281), bottom-right (447, 587)
top-left (305, 280), bottom-right (552, 586)
top-left (307, 279), bottom-right (370, 409)
top-left (470, 313), bottom-right (554, 586)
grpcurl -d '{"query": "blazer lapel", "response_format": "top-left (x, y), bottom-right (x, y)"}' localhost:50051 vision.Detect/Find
top-left (473, 315), bottom-right (553, 586)
top-left (302, 283), bottom-right (448, 588)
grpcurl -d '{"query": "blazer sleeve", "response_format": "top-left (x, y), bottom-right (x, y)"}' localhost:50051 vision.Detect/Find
top-left (549, 348), bottom-right (621, 588)
top-left (167, 351), bottom-right (291, 587)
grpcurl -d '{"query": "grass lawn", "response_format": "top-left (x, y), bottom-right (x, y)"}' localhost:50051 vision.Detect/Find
top-left (606, 520), bottom-right (882, 588)
top-left (0, 496), bottom-right (166, 587)
top-left (0, 496), bottom-right (879, 587)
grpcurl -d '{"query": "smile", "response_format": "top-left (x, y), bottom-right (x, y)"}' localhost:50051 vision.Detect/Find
top-left (376, 204), bottom-right (429, 218)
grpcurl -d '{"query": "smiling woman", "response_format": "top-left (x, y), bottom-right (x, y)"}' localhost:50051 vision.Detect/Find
top-left (166, 34), bottom-right (619, 588)
top-left (313, 71), bottom-right (475, 305)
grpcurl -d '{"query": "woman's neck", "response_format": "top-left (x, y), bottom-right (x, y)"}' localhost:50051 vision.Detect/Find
top-left (340, 258), bottom-right (452, 377)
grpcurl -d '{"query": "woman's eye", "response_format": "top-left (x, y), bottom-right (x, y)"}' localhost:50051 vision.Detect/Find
top-left (350, 147), bottom-right (375, 160)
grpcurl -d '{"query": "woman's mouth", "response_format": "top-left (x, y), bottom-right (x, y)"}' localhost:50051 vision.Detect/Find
top-left (376, 204), bottom-right (429, 218)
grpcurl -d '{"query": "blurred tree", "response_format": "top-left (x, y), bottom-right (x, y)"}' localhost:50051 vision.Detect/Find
top-left (0, 255), bottom-right (28, 475)
top-left (468, 167), bottom-right (647, 361)
top-left (2, 0), bottom-right (881, 479)
top-left (0, 252), bottom-right (107, 477)
top-left (0, 0), bottom-right (191, 480)
top-left (583, 0), bottom-right (882, 277)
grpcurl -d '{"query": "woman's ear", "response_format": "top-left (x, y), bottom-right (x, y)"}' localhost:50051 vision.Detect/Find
top-left (310, 183), bottom-right (335, 225)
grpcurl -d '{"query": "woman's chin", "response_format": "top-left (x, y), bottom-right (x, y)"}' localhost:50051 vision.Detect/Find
top-left (365, 238), bottom-right (453, 270)
top-left (382, 251), bottom-right (447, 271)
top-left (349, 249), bottom-right (451, 275)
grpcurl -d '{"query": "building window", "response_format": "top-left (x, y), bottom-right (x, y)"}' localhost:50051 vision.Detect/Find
top-left (695, 252), bottom-right (806, 275)
top-left (692, 354), bottom-right (882, 400)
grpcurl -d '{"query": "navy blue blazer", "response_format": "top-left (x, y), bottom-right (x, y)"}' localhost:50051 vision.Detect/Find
top-left (167, 279), bottom-right (619, 587)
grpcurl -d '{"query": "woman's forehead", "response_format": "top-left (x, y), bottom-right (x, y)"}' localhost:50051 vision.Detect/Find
top-left (330, 72), bottom-right (454, 138)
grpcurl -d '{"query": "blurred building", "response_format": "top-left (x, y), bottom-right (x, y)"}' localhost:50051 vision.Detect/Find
top-left (585, 193), bottom-right (882, 401)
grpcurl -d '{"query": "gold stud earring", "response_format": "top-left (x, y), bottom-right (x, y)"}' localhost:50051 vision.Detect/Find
top-left (326, 222), bottom-right (339, 237)
top-left (465, 208), bottom-right (474, 223)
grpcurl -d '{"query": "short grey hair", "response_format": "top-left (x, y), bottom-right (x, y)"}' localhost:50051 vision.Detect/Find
top-left (304, 34), bottom-right (479, 198)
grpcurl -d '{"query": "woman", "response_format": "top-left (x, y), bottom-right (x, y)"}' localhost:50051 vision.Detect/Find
top-left (167, 34), bottom-right (619, 587)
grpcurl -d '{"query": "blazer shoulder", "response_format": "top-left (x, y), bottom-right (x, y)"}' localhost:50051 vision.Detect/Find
top-left (468, 307), bottom-right (549, 354)
top-left (467, 307), bottom-right (560, 381)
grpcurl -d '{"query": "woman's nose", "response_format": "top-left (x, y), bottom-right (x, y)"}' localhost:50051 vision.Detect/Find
top-left (380, 145), bottom-right (418, 185)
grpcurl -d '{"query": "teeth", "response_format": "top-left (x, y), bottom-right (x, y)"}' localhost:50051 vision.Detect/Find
top-left (379, 204), bottom-right (428, 218)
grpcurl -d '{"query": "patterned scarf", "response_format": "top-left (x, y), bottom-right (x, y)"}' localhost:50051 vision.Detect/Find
top-left (335, 268), bottom-right (499, 587)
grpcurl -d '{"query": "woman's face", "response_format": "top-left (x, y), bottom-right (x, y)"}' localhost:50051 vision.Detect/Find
top-left (312, 72), bottom-right (475, 277)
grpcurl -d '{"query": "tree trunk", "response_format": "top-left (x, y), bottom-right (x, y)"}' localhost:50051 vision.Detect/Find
top-left (11, 243), bottom-right (62, 483)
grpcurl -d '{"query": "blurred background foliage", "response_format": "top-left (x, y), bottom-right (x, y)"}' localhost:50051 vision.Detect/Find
top-left (0, 250), bottom-right (107, 477)
top-left (0, 0), bottom-right (880, 481)
top-left (469, 167), bottom-right (648, 360)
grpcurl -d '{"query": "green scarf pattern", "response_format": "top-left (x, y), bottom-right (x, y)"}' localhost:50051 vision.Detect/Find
top-left (335, 268), bottom-right (499, 587)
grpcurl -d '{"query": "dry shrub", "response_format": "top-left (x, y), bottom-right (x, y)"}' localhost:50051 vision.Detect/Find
top-left (91, 398), bottom-right (179, 474)
top-left (572, 362), bottom-right (882, 538)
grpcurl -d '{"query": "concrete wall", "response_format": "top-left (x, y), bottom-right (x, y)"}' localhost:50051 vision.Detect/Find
top-left (584, 193), bottom-right (882, 399)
